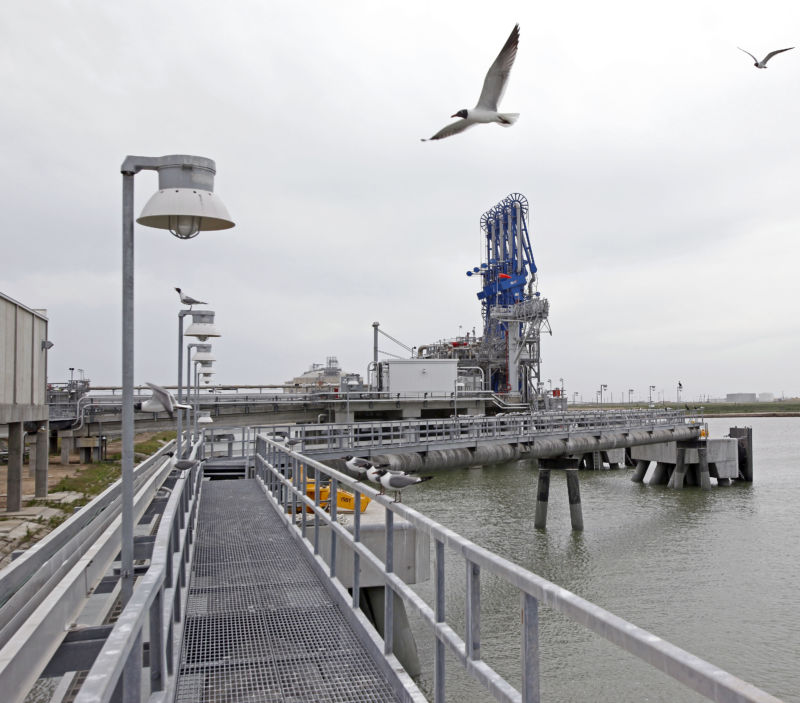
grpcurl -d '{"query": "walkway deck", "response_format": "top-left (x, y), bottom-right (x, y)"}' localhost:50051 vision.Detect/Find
top-left (175, 479), bottom-right (402, 703)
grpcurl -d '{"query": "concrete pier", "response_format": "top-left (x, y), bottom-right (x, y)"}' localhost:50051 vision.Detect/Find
top-left (631, 435), bottom-right (741, 489)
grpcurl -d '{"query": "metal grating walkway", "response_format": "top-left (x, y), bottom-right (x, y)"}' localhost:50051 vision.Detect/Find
top-left (176, 479), bottom-right (401, 703)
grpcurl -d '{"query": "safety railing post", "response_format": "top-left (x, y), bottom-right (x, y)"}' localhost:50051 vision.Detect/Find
top-left (149, 587), bottom-right (165, 693)
top-left (434, 538), bottom-right (446, 703)
top-left (465, 560), bottom-right (480, 661)
top-left (384, 507), bottom-right (394, 656)
top-left (352, 489), bottom-right (361, 609)
top-left (522, 592), bottom-right (540, 703)
top-left (330, 478), bottom-right (338, 579)
top-left (314, 470), bottom-right (320, 555)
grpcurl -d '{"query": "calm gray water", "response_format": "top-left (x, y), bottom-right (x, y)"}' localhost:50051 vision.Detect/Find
top-left (401, 417), bottom-right (800, 702)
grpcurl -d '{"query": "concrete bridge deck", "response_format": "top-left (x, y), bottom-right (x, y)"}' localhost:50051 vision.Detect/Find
top-left (177, 478), bottom-right (403, 702)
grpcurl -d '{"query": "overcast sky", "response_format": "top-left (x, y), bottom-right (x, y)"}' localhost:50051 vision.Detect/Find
top-left (2, 0), bottom-right (799, 403)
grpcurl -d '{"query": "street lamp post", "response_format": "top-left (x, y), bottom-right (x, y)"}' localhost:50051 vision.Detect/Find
top-left (649, 385), bottom-right (656, 404)
top-left (628, 388), bottom-right (634, 404)
top-left (599, 384), bottom-right (607, 405)
top-left (186, 343), bottom-right (216, 442)
top-left (120, 154), bottom-right (233, 611)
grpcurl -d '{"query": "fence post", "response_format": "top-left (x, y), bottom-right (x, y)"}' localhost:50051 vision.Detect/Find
top-left (434, 538), bottom-right (446, 703)
top-left (522, 592), bottom-right (540, 703)
top-left (465, 560), bottom-right (480, 661)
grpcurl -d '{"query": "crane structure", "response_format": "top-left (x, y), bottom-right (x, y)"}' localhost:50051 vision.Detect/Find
top-left (417, 193), bottom-right (552, 405)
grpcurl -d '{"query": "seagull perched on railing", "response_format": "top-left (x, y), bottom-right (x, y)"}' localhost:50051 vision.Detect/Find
top-left (175, 287), bottom-right (207, 309)
top-left (738, 46), bottom-right (793, 69)
top-left (422, 24), bottom-right (520, 141)
top-left (165, 452), bottom-right (199, 471)
top-left (139, 382), bottom-right (191, 419)
top-left (374, 468), bottom-right (433, 503)
top-left (342, 455), bottom-right (389, 479)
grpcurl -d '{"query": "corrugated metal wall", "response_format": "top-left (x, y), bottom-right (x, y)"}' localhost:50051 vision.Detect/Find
top-left (0, 292), bottom-right (48, 423)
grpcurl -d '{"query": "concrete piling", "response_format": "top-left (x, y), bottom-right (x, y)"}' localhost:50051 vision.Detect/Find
top-left (565, 468), bottom-right (584, 531)
top-left (649, 462), bottom-right (672, 486)
top-left (669, 446), bottom-right (688, 489)
top-left (728, 426), bottom-right (753, 481)
top-left (7, 422), bottom-right (23, 513)
top-left (697, 445), bottom-right (712, 490)
top-left (534, 468), bottom-right (550, 529)
top-left (630, 460), bottom-right (649, 483)
top-left (35, 422), bottom-right (49, 498)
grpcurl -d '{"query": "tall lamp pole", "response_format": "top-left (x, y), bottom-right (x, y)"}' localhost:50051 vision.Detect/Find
top-left (649, 385), bottom-right (656, 404)
top-left (120, 154), bottom-right (234, 609)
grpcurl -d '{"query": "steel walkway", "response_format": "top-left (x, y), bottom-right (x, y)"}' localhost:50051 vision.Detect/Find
top-left (175, 479), bottom-right (402, 703)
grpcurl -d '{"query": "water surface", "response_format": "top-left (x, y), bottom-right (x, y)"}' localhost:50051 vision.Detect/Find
top-left (402, 417), bottom-right (799, 702)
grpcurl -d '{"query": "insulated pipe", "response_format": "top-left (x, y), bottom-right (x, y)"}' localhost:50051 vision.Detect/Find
top-left (369, 426), bottom-right (701, 472)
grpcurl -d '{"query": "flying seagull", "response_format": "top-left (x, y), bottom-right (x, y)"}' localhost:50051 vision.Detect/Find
top-left (422, 24), bottom-right (520, 141)
top-left (140, 382), bottom-right (191, 419)
top-left (175, 287), bottom-right (207, 309)
top-left (738, 46), bottom-right (794, 69)
top-left (375, 468), bottom-right (433, 503)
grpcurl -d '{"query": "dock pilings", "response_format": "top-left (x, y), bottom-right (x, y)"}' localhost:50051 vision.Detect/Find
top-left (534, 457), bottom-right (583, 531)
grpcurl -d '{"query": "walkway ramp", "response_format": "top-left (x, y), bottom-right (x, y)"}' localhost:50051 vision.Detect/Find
top-left (176, 478), bottom-right (402, 702)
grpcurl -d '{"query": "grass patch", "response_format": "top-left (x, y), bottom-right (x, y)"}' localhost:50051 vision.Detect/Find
top-left (135, 431), bottom-right (176, 455)
top-left (50, 461), bottom-right (122, 497)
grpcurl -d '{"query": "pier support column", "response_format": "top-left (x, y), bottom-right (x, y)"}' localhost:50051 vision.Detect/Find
top-left (697, 445), bottom-right (712, 490)
top-left (534, 468), bottom-right (550, 529)
top-left (649, 461), bottom-right (672, 486)
top-left (6, 422), bottom-right (23, 513)
top-left (669, 446), bottom-right (688, 489)
top-left (35, 422), bottom-right (49, 499)
top-left (630, 460), bottom-right (649, 483)
top-left (59, 433), bottom-right (73, 465)
top-left (566, 468), bottom-right (583, 531)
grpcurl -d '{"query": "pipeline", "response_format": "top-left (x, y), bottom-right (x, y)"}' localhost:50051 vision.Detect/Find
top-left (371, 426), bottom-right (702, 472)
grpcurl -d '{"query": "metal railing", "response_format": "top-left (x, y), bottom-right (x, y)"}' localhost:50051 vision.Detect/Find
top-left (74, 445), bottom-right (203, 703)
top-left (254, 436), bottom-right (779, 703)
top-left (255, 408), bottom-right (693, 455)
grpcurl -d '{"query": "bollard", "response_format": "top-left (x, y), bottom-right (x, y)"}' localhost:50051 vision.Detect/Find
top-left (565, 468), bottom-right (583, 531)
top-left (534, 468), bottom-right (550, 529)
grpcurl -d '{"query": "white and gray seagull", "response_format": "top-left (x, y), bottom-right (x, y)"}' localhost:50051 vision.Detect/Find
top-left (375, 468), bottom-right (433, 503)
top-left (422, 24), bottom-right (520, 141)
top-left (140, 382), bottom-right (191, 419)
top-left (175, 287), bottom-right (207, 309)
top-left (738, 46), bottom-right (794, 69)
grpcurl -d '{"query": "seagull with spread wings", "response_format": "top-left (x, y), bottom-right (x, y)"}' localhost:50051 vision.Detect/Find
top-left (738, 46), bottom-right (794, 69)
top-left (422, 24), bottom-right (520, 141)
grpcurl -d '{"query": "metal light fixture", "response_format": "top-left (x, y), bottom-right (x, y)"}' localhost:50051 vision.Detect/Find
top-left (120, 153), bottom-right (234, 613)
top-left (191, 343), bottom-right (216, 363)
top-left (135, 156), bottom-right (234, 238)
top-left (185, 310), bottom-right (221, 340)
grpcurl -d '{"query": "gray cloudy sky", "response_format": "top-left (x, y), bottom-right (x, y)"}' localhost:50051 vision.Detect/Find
top-left (2, 0), bottom-right (799, 402)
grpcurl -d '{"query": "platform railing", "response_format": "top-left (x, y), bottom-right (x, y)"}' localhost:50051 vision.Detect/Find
top-left (251, 408), bottom-right (693, 455)
top-left (254, 435), bottom-right (779, 703)
top-left (73, 443), bottom-right (203, 703)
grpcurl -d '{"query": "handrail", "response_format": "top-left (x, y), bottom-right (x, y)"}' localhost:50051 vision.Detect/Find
top-left (0, 442), bottom-right (175, 639)
top-left (74, 442), bottom-right (203, 703)
top-left (253, 436), bottom-right (780, 703)
top-left (249, 409), bottom-right (695, 456)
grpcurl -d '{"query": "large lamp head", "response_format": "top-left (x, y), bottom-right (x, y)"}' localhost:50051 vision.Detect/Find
top-left (136, 155), bottom-right (235, 239)
top-left (191, 343), bottom-right (216, 363)
top-left (185, 311), bottom-right (220, 340)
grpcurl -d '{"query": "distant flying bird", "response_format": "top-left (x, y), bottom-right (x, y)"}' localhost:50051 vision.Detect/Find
top-left (175, 287), bottom-right (207, 308)
top-left (422, 24), bottom-right (520, 141)
top-left (738, 46), bottom-right (794, 69)
top-left (140, 382), bottom-right (191, 419)
top-left (374, 468), bottom-right (433, 503)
